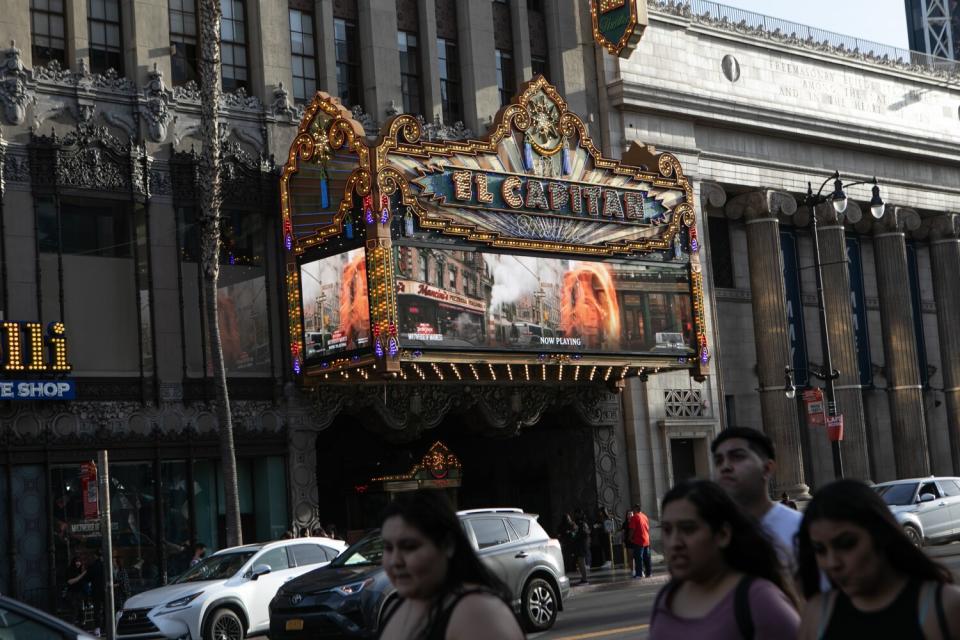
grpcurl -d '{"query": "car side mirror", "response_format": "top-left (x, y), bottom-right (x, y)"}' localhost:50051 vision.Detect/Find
top-left (919, 493), bottom-right (936, 503)
top-left (249, 564), bottom-right (272, 580)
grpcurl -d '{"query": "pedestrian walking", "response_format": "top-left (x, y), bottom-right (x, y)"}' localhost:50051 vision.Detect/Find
top-left (649, 479), bottom-right (800, 640)
top-left (622, 509), bottom-right (636, 574)
top-left (712, 427), bottom-right (802, 575)
top-left (573, 509), bottom-right (592, 584)
top-left (796, 479), bottom-right (960, 640)
top-left (628, 505), bottom-right (651, 578)
top-left (558, 513), bottom-right (577, 572)
top-left (377, 490), bottom-right (524, 639)
top-left (592, 507), bottom-right (613, 569)
top-left (86, 549), bottom-right (105, 637)
top-left (65, 556), bottom-right (88, 627)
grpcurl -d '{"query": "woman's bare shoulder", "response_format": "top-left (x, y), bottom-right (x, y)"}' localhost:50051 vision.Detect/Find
top-left (446, 592), bottom-right (524, 640)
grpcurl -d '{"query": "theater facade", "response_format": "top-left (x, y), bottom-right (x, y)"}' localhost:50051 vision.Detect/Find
top-left (280, 77), bottom-right (717, 532)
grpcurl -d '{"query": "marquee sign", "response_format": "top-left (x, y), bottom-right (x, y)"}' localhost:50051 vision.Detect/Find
top-left (590, 0), bottom-right (646, 58)
top-left (379, 77), bottom-right (693, 257)
top-left (279, 79), bottom-right (710, 382)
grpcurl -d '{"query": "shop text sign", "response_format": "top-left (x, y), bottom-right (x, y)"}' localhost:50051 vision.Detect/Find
top-left (0, 380), bottom-right (75, 400)
top-left (417, 168), bottom-right (669, 225)
top-left (0, 321), bottom-right (74, 400)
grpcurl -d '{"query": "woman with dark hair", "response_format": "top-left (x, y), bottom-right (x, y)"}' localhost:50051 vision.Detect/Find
top-left (378, 490), bottom-right (524, 640)
top-left (796, 479), bottom-right (960, 640)
top-left (649, 479), bottom-right (800, 639)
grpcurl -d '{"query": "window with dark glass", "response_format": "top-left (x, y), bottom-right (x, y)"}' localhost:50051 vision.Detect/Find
top-left (334, 18), bottom-right (362, 107)
top-left (169, 0), bottom-right (199, 86)
top-left (30, 0), bottom-right (66, 68)
top-left (289, 8), bottom-right (317, 103)
top-left (496, 49), bottom-right (514, 106)
top-left (38, 199), bottom-right (132, 258)
top-left (398, 31), bottom-right (421, 115)
top-left (531, 55), bottom-right (547, 78)
top-left (88, 0), bottom-right (123, 75)
top-left (438, 38), bottom-right (462, 124)
top-left (178, 208), bottom-right (264, 266)
top-left (221, 0), bottom-right (249, 92)
top-left (708, 216), bottom-right (734, 288)
top-left (448, 265), bottom-right (457, 289)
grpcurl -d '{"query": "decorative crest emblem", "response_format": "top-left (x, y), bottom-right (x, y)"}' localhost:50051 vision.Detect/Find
top-left (590, 0), bottom-right (646, 58)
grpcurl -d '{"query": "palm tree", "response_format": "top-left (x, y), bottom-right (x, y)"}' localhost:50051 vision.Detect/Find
top-left (198, 0), bottom-right (242, 547)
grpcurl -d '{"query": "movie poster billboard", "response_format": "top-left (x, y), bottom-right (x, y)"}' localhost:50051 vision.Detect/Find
top-left (300, 248), bottom-right (371, 364)
top-left (394, 246), bottom-right (694, 356)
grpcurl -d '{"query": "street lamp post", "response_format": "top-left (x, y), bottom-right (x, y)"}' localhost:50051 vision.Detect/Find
top-left (785, 171), bottom-right (885, 480)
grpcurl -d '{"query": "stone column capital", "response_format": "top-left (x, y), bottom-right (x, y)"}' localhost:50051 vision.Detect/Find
top-left (926, 212), bottom-right (960, 241)
top-left (698, 181), bottom-right (727, 210)
top-left (725, 189), bottom-right (797, 221)
top-left (872, 206), bottom-right (921, 236)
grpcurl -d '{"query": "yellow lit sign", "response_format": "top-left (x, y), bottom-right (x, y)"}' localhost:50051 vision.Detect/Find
top-left (2, 321), bottom-right (72, 373)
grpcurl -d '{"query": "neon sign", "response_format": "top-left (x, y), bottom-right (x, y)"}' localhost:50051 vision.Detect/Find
top-left (1, 321), bottom-right (72, 373)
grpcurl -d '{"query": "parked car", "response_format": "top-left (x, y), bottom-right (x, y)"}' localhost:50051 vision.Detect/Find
top-left (115, 537), bottom-right (346, 640)
top-left (873, 476), bottom-right (960, 547)
top-left (0, 593), bottom-right (97, 640)
top-left (269, 508), bottom-right (569, 638)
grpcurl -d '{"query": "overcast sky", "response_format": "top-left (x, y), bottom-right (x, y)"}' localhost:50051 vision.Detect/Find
top-left (713, 0), bottom-right (910, 49)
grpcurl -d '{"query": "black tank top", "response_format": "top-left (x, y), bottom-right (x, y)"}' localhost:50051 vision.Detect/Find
top-left (820, 579), bottom-right (925, 640)
top-left (379, 586), bottom-right (503, 640)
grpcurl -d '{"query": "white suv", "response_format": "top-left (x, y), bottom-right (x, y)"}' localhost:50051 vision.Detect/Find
top-left (874, 476), bottom-right (960, 547)
top-left (116, 537), bottom-right (346, 640)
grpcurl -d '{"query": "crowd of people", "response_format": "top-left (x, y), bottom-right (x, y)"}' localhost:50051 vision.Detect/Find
top-left (63, 549), bottom-right (131, 636)
top-left (371, 426), bottom-right (960, 639)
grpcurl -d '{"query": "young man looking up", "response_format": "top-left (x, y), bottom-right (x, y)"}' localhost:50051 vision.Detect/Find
top-left (711, 426), bottom-right (802, 574)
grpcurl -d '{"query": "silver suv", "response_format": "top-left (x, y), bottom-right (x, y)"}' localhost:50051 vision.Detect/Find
top-left (873, 476), bottom-right (960, 547)
top-left (457, 508), bottom-right (570, 632)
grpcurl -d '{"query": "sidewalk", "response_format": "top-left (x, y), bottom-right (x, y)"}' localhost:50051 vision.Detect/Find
top-left (566, 552), bottom-right (669, 593)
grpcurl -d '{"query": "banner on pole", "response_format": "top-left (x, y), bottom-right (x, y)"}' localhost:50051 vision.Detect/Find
top-left (804, 388), bottom-right (825, 426)
top-left (826, 414), bottom-right (844, 441)
top-left (80, 461), bottom-right (99, 520)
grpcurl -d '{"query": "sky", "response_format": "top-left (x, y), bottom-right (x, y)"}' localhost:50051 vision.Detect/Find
top-left (713, 0), bottom-right (910, 50)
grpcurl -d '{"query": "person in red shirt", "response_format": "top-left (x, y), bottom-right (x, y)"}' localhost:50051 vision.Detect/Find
top-left (628, 504), bottom-right (652, 578)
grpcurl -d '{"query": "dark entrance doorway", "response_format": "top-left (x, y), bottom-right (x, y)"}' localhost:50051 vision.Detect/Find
top-left (670, 438), bottom-right (697, 483)
top-left (315, 409), bottom-right (599, 541)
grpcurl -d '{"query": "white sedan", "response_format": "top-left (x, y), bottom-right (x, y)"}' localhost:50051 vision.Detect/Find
top-left (116, 537), bottom-right (346, 640)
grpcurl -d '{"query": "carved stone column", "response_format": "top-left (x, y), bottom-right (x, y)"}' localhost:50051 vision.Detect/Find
top-left (726, 190), bottom-right (808, 497)
top-left (810, 202), bottom-right (871, 480)
top-left (873, 207), bottom-right (929, 477)
top-left (928, 213), bottom-right (960, 473)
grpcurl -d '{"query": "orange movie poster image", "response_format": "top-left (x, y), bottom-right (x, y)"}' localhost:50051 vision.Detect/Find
top-left (300, 248), bottom-right (371, 363)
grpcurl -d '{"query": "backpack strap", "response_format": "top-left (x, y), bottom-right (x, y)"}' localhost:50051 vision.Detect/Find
top-left (733, 575), bottom-right (755, 640)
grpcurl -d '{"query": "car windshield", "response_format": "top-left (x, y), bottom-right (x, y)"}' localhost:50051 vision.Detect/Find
top-left (173, 551), bottom-right (257, 583)
top-left (330, 534), bottom-right (384, 568)
top-left (874, 482), bottom-right (918, 506)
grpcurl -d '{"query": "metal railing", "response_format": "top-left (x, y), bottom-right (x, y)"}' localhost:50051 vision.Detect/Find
top-left (649, 0), bottom-right (960, 76)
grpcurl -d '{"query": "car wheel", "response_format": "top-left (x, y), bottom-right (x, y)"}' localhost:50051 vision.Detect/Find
top-left (521, 576), bottom-right (558, 632)
top-left (903, 524), bottom-right (923, 548)
top-left (205, 608), bottom-right (244, 640)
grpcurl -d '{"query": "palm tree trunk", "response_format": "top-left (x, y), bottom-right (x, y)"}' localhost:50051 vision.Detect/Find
top-left (198, 0), bottom-right (242, 547)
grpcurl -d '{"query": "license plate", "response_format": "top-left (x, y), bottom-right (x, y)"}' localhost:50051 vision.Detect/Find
top-left (285, 619), bottom-right (304, 631)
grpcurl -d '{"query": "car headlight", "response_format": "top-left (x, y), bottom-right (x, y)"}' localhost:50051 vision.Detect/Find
top-left (334, 578), bottom-right (373, 596)
top-left (165, 591), bottom-right (204, 608)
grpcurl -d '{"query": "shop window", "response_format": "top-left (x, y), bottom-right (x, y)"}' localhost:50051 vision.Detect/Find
top-left (221, 0), bottom-right (249, 92)
top-left (88, 0), bottom-right (123, 75)
top-left (496, 49), bottom-right (514, 106)
top-left (30, 0), bottom-right (67, 68)
top-left (169, 0), bottom-right (199, 86)
top-left (438, 38), bottom-right (462, 124)
top-left (161, 461), bottom-right (191, 579)
top-left (289, 8), bottom-right (317, 103)
top-left (398, 31), bottom-right (421, 115)
top-left (38, 198), bottom-right (133, 258)
top-left (334, 18), bottom-right (362, 108)
top-left (708, 216), bottom-right (734, 288)
top-left (178, 208), bottom-right (264, 266)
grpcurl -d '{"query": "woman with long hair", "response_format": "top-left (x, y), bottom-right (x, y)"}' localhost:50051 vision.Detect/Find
top-left (377, 490), bottom-right (524, 640)
top-left (796, 479), bottom-right (960, 640)
top-left (649, 479), bottom-right (800, 639)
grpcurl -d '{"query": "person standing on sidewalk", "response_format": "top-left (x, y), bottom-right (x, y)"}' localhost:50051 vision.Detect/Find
top-left (622, 509), bottom-right (636, 575)
top-left (649, 480), bottom-right (800, 640)
top-left (573, 509), bottom-right (592, 584)
top-left (711, 427), bottom-right (802, 576)
top-left (628, 504), bottom-right (651, 578)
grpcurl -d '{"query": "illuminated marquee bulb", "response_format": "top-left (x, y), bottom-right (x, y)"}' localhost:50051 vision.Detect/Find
top-left (3, 322), bottom-right (24, 371)
top-left (26, 323), bottom-right (46, 371)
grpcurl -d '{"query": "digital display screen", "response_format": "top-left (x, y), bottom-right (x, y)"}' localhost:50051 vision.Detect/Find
top-left (300, 248), bottom-right (371, 363)
top-left (394, 246), bottom-right (694, 356)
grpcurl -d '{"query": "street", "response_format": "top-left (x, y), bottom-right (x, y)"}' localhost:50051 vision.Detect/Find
top-left (530, 542), bottom-right (960, 640)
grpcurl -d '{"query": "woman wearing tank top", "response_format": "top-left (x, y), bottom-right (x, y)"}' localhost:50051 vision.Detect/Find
top-left (796, 480), bottom-right (960, 640)
top-left (377, 491), bottom-right (524, 640)
top-left (649, 480), bottom-right (801, 640)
